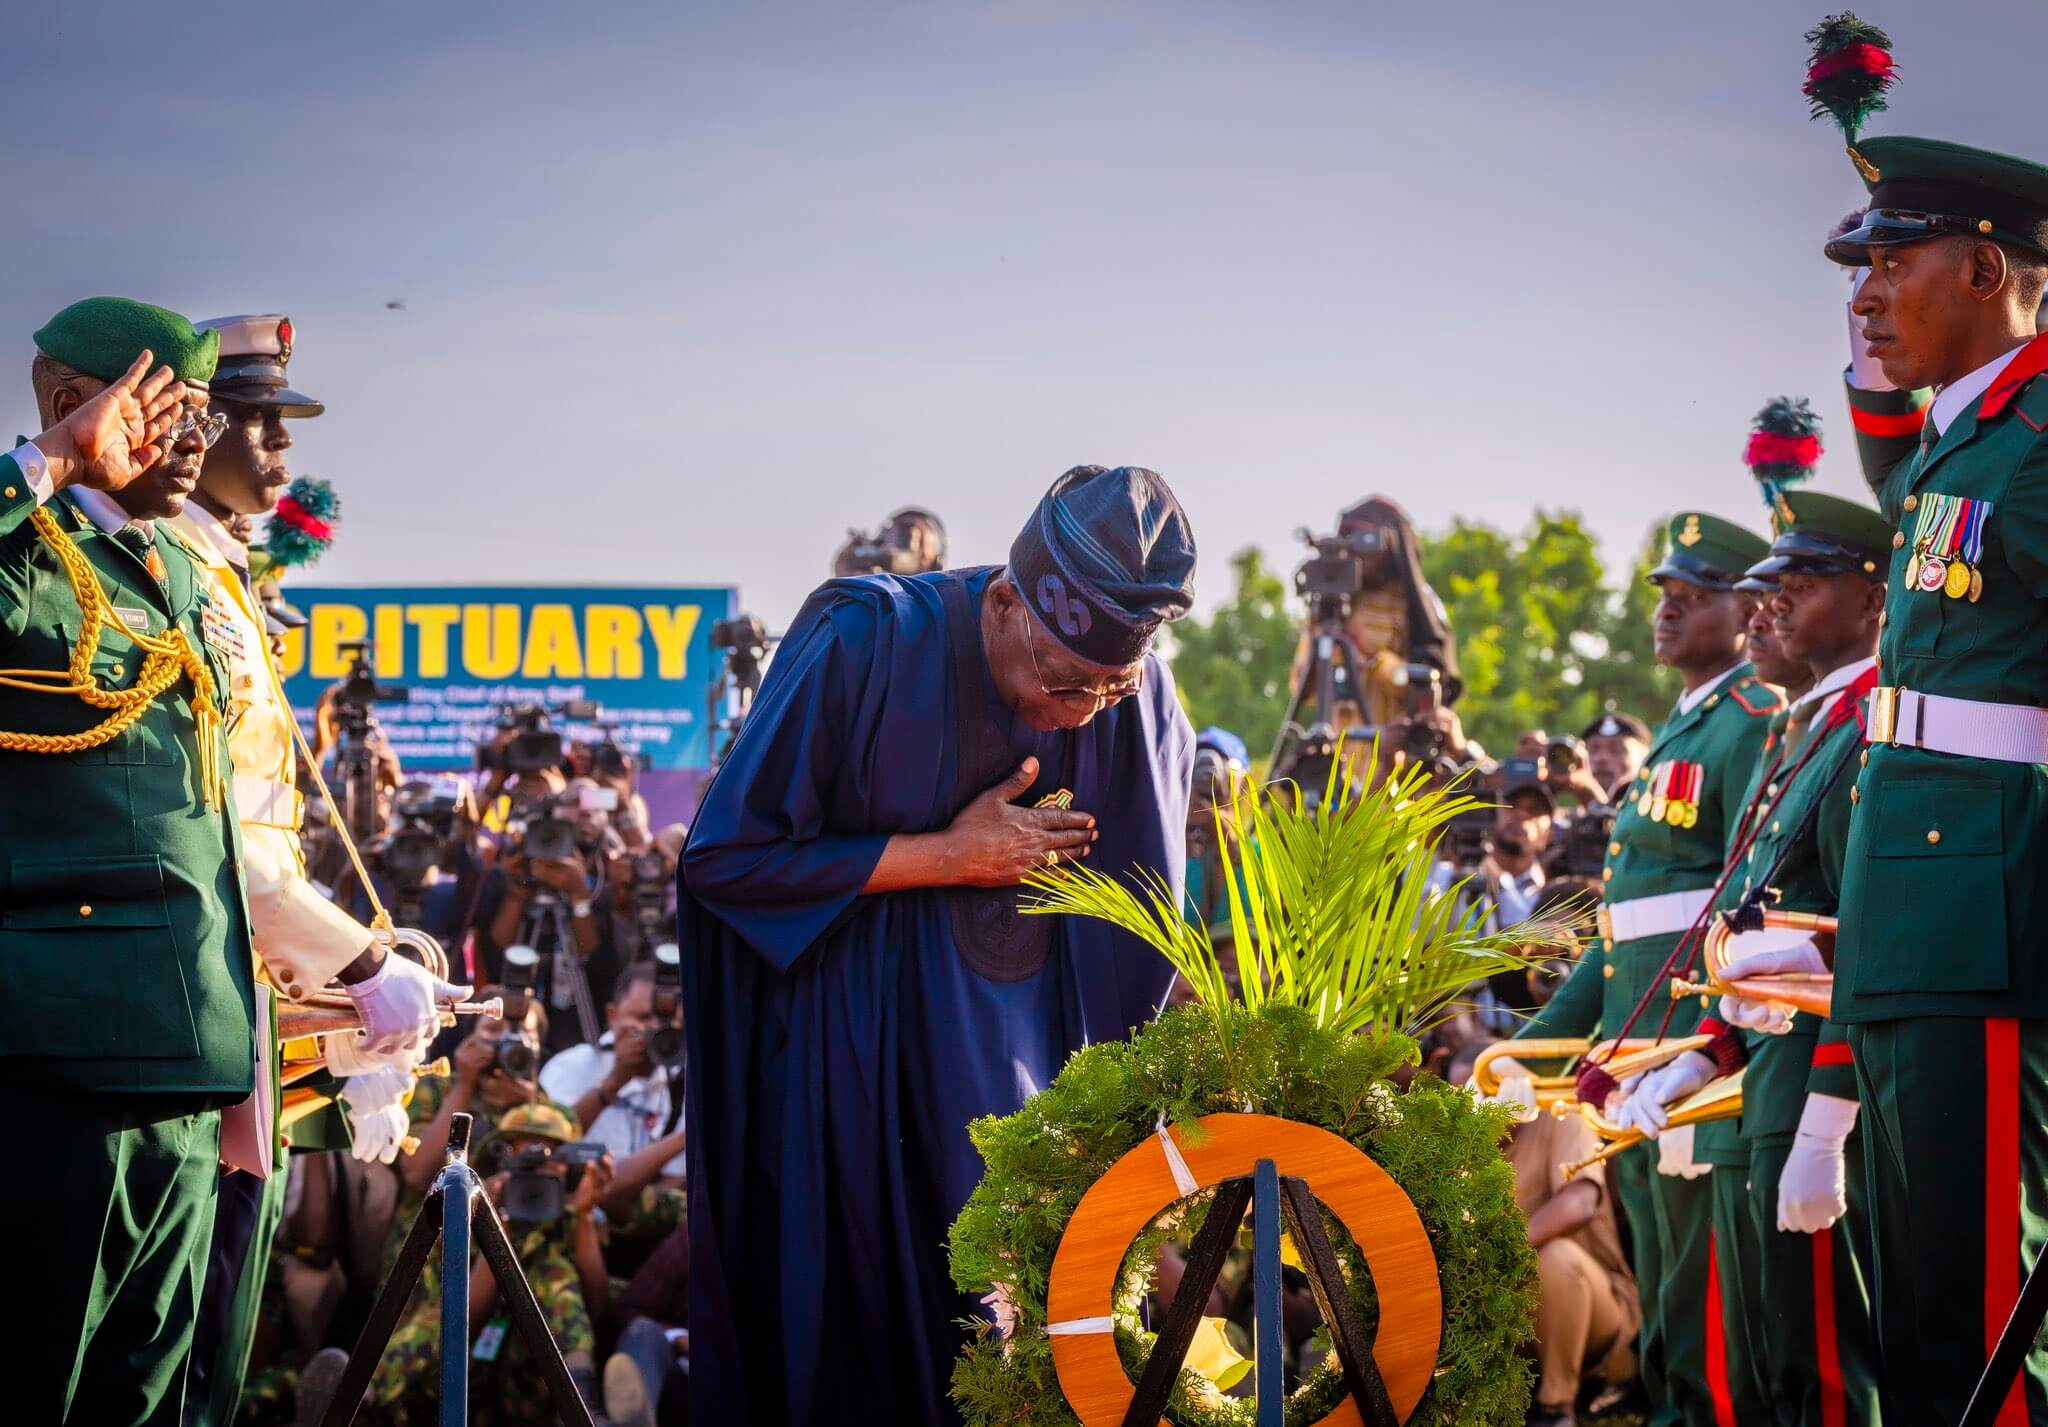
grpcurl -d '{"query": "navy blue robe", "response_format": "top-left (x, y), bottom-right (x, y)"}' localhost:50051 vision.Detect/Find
top-left (681, 567), bottom-right (1193, 1427)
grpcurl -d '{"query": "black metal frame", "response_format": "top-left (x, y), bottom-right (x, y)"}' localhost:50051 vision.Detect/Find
top-left (317, 1113), bottom-right (595, 1427)
top-left (1119, 1159), bottom-right (1402, 1427)
top-left (1961, 1239), bottom-right (2048, 1426)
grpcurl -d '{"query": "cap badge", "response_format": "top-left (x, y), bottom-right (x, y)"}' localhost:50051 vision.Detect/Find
top-left (1848, 145), bottom-right (1880, 183)
top-left (1677, 514), bottom-right (1704, 548)
top-left (275, 317), bottom-right (293, 363)
top-left (1034, 573), bottom-right (1092, 639)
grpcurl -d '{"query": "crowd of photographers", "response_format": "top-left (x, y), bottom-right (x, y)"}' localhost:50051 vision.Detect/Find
top-left (244, 697), bottom-right (693, 1427)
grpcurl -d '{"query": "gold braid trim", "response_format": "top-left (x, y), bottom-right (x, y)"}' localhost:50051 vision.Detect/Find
top-left (0, 506), bottom-right (226, 809)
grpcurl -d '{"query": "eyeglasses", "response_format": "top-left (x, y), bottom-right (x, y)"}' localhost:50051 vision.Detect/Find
top-left (1020, 605), bottom-right (1143, 706)
top-left (163, 409), bottom-right (229, 450)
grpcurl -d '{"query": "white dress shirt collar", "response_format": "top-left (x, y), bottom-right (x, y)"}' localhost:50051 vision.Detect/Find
top-left (68, 484), bottom-right (149, 536)
top-left (1675, 661), bottom-right (1742, 717)
top-left (1790, 655), bottom-right (1877, 724)
top-left (1932, 342), bottom-right (2030, 437)
top-left (180, 499), bottom-right (247, 569)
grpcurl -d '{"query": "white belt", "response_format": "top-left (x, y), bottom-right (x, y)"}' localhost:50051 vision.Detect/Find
top-left (233, 775), bottom-right (303, 830)
top-left (1597, 887), bottom-right (1713, 944)
top-left (1867, 686), bottom-right (2048, 763)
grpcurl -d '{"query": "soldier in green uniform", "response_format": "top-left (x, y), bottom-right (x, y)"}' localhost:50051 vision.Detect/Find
top-left (1692, 573), bottom-right (1813, 1427)
top-left (1498, 511), bottom-right (1781, 1427)
top-left (369, 1101), bottom-right (612, 1426)
top-left (1623, 491), bottom-right (1891, 1426)
top-left (0, 303), bottom-right (246, 1426)
top-left (1824, 136), bottom-right (2048, 1423)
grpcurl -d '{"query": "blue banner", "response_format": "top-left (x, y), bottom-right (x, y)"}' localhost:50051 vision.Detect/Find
top-left (277, 584), bottom-right (737, 772)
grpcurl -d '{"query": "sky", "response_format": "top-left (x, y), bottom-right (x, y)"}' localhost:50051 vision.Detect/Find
top-left (1, 1), bottom-right (2039, 632)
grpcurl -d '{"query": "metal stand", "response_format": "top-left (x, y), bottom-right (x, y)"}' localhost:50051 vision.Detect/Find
top-left (1961, 1239), bottom-right (2048, 1426)
top-left (519, 891), bottom-right (600, 1046)
top-left (1120, 1161), bottom-right (1401, 1427)
top-left (318, 1114), bottom-right (595, 1427)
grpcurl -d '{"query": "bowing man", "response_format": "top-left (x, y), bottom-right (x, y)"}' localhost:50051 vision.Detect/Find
top-left (681, 466), bottom-right (1199, 1427)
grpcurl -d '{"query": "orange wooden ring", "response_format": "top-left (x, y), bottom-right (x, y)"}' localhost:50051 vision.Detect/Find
top-left (1044, 1112), bottom-right (1441, 1426)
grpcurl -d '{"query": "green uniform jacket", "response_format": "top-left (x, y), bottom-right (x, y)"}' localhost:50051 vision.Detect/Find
top-left (0, 454), bottom-right (255, 1097)
top-left (1840, 359), bottom-right (2048, 1021)
top-left (1715, 686), bottom-right (1865, 1145)
top-left (1521, 664), bottom-right (1783, 1043)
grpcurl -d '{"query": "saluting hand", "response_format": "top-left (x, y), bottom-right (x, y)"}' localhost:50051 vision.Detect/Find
top-left (34, 350), bottom-right (185, 493)
top-left (943, 757), bottom-right (1097, 887)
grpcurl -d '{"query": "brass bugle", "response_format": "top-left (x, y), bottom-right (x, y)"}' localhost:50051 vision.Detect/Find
top-left (276, 996), bottom-right (504, 1042)
top-left (1562, 1069), bottom-right (1746, 1180)
top-left (1672, 909), bottom-right (1837, 1017)
top-left (1473, 1036), bottom-right (1715, 1114)
top-left (279, 1053), bottom-right (452, 1091)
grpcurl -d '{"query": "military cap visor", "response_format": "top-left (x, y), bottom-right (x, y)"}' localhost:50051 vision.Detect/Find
top-left (211, 378), bottom-right (324, 419)
top-left (1825, 137), bottom-right (2048, 264)
top-left (1648, 549), bottom-right (1750, 590)
top-left (1735, 571), bottom-right (1781, 593)
top-left (1748, 529), bottom-right (1885, 581)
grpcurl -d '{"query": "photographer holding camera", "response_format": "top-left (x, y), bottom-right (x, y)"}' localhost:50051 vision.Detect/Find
top-left (540, 963), bottom-right (688, 1179)
top-left (474, 776), bottom-right (625, 1049)
top-left (372, 1100), bottom-right (614, 1424)
top-left (830, 505), bottom-right (947, 579)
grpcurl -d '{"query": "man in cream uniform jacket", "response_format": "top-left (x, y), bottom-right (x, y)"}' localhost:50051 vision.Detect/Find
top-left (176, 314), bottom-right (453, 1427)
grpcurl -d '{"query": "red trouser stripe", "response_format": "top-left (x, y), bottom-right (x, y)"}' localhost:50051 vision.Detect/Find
top-left (1705, 1230), bottom-right (1735, 1427)
top-left (1811, 1224), bottom-right (1845, 1427)
top-left (1985, 1017), bottom-right (2026, 1427)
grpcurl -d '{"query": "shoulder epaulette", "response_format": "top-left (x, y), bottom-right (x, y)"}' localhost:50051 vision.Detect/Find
top-left (2011, 371), bottom-right (2048, 434)
top-left (160, 528), bottom-right (205, 563)
top-left (1727, 677), bottom-right (1784, 717)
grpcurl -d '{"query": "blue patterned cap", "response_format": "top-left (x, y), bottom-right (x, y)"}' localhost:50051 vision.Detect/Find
top-left (1008, 465), bottom-right (1196, 666)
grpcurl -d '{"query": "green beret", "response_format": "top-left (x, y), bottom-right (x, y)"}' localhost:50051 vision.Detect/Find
top-left (33, 297), bottom-right (217, 385)
top-left (1749, 490), bottom-right (1895, 582)
top-left (1826, 136), bottom-right (2048, 263)
top-left (1647, 512), bottom-right (1771, 591)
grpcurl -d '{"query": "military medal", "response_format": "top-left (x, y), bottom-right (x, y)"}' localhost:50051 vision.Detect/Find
top-left (1909, 492), bottom-right (1992, 601)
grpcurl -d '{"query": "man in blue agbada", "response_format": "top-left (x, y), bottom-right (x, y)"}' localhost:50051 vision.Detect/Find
top-left (681, 466), bottom-right (1199, 1427)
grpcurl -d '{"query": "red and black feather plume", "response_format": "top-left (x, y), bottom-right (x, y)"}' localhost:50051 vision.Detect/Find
top-left (1803, 13), bottom-right (1895, 144)
top-left (1746, 397), bottom-right (1823, 527)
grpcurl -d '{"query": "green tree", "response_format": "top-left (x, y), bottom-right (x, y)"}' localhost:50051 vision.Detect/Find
top-left (1579, 521), bottom-right (1682, 723)
top-left (1161, 547), bottom-right (1298, 761)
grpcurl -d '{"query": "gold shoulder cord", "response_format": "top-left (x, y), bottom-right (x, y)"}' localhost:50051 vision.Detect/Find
top-left (282, 683), bottom-right (396, 942)
top-left (0, 507), bottom-right (224, 809)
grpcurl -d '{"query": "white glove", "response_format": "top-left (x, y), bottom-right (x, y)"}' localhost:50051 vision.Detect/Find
top-left (1615, 1051), bottom-right (1717, 1139)
top-left (1466, 1055), bottom-right (1540, 1124)
top-left (343, 953), bottom-right (470, 1058)
top-left (1778, 1093), bottom-right (1859, 1233)
top-left (323, 1031), bottom-right (426, 1078)
top-left (1847, 268), bottom-right (1896, 391)
top-left (1717, 941), bottom-right (1826, 1036)
top-left (1656, 1123), bottom-right (1712, 1179)
top-left (348, 1101), bottom-right (412, 1165)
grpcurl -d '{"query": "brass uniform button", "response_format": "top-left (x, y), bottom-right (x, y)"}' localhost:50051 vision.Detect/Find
top-left (1893, 531), bottom-right (1907, 549)
top-left (78, 905), bottom-right (92, 918)
top-left (1609, 841), bottom-right (1622, 856)
top-left (1903, 494), bottom-right (1918, 513)
top-left (1850, 785), bottom-right (1861, 804)
top-left (1860, 751), bottom-right (1869, 767)
top-left (1602, 868), bottom-right (1614, 883)
top-left (2, 486), bottom-right (14, 499)
top-left (1771, 820), bottom-right (1781, 834)
top-left (1927, 829), bottom-right (1942, 845)
top-left (1706, 695), bottom-right (1719, 708)
top-left (1603, 963), bottom-right (1615, 979)
top-left (109, 663), bottom-right (123, 679)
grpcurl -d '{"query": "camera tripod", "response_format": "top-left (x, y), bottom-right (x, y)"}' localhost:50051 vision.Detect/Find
top-left (317, 1113), bottom-right (594, 1427)
top-left (517, 888), bottom-right (601, 1047)
top-left (1268, 600), bottom-right (1373, 797)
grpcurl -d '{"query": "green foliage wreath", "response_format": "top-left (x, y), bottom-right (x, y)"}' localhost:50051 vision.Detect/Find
top-left (947, 760), bottom-right (1553, 1426)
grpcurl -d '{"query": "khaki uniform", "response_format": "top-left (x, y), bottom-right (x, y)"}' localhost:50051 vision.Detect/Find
top-left (1511, 1111), bottom-right (1643, 1411)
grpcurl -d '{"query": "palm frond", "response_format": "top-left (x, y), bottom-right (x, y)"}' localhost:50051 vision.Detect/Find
top-left (1024, 751), bottom-right (1573, 1042)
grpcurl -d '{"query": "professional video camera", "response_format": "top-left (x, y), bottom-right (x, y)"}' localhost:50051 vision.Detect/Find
top-left (326, 642), bottom-right (411, 847)
top-left (498, 1139), bottom-right (608, 1225)
top-left (625, 847), bottom-right (674, 951)
top-left (1552, 801), bottom-right (1618, 878)
top-left (480, 698), bottom-right (599, 777)
top-left (1269, 527), bottom-right (1400, 797)
top-left (504, 782), bottom-right (617, 865)
top-left (1292, 524), bottom-right (1389, 608)
top-left (497, 946), bottom-right (545, 1076)
top-left (709, 613), bottom-right (775, 772)
top-left (832, 507), bottom-right (947, 579)
top-left (334, 640), bottom-right (411, 729)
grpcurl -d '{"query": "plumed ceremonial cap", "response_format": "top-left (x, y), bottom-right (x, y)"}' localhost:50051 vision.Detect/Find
top-left (196, 314), bottom-right (323, 417)
top-left (34, 297), bottom-right (217, 384)
top-left (1746, 490), bottom-right (1893, 582)
top-left (1580, 712), bottom-right (1650, 743)
top-left (1646, 511), bottom-right (1771, 592)
top-left (1009, 465), bottom-right (1196, 667)
top-left (1826, 136), bottom-right (2048, 263)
